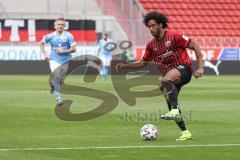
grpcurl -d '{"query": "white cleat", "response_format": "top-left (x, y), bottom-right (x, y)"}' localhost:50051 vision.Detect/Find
top-left (160, 109), bottom-right (182, 122)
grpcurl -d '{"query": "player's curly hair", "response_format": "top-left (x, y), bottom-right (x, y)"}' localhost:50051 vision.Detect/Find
top-left (143, 12), bottom-right (168, 28)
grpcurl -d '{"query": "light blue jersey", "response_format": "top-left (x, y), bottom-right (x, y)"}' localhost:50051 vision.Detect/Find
top-left (98, 39), bottom-right (113, 58)
top-left (43, 31), bottom-right (76, 64)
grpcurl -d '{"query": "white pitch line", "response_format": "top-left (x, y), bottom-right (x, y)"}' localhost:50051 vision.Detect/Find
top-left (0, 144), bottom-right (240, 152)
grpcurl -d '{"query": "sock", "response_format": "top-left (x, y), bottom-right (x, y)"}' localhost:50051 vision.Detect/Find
top-left (100, 66), bottom-right (109, 78)
top-left (161, 80), bottom-right (179, 109)
top-left (176, 121), bottom-right (187, 131)
top-left (52, 75), bottom-right (62, 101)
top-left (167, 102), bottom-right (186, 131)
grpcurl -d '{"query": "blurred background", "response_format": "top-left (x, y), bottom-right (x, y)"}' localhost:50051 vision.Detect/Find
top-left (0, 0), bottom-right (239, 75)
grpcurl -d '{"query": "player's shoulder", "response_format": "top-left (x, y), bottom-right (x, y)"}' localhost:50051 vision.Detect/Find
top-left (108, 38), bottom-right (113, 42)
top-left (64, 31), bottom-right (74, 37)
top-left (146, 37), bottom-right (156, 47)
top-left (98, 39), bottom-right (104, 44)
top-left (45, 31), bottom-right (55, 38)
top-left (167, 30), bottom-right (189, 38)
top-left (165, 30), bottom-right (180, 37)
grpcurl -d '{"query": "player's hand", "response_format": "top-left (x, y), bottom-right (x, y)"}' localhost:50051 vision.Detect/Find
top-left (115, 63), bottom-right (126, 72)
top-left (194, 68), bottom-right (204, 79)
top-left (43, 52), bottom-right (50, 60)
top-left (56, 47), bottom-right (63, 54)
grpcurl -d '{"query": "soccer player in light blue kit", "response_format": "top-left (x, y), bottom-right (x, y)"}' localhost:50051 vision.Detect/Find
top-left (39, 18), bottom-right (76, 105)
top-left (98, 33), bottom-right (113, 79)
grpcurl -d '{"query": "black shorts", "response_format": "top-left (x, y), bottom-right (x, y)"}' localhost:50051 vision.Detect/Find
top-left (175, 64), bottom-right (192, 92)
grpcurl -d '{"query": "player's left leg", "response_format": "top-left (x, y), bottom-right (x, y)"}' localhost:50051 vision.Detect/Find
top-left (160, 69), bottom-right (182, 121)
top-left (100, 55), bottom-right (111, 80)
top-left (160, 64), bottom-right (192, 140)
top-left (167, 85), bottom-right (192, 141)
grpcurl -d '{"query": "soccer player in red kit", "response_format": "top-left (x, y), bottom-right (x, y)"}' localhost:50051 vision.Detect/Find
top-left (116, 12), bottom-right (204, 141)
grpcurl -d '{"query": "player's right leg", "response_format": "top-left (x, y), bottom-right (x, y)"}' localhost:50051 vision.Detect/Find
top-left (49, 60), bottom-right (68, 105)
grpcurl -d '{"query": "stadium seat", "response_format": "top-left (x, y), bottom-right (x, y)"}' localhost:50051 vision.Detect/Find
top-left (212, 30), bottom-right (219, 37)
top-left (196, 37), bottom-right (205, 46)
top-left (201, 3), bottom-right (208, 10)
top-left (142, 3), bottom-right (152, 9)
top-left (205, 10), bottom-right (212, 16)
top-left (152, 3), bottom-right (159, 9)
top-left (226, 10), bottom-right (234, 16)
top-left (207, 23), bottom-right (216, 29)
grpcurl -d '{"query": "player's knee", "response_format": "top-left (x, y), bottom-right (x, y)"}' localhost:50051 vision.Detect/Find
top-left (160, 80), bottom-right (174, 92)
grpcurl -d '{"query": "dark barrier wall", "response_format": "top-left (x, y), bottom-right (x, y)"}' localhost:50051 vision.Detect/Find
top-left (0, 60), bottom-right (239, 75)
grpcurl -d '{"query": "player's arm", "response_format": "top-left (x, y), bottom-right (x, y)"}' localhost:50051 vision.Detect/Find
top-left (116, 42), bottom-right (152, 71)
top-left (56, 33), bottom-right (77, 54)
top-left (116, 59), bottom-right (148, 71)
top-left (39, 40), bottom-right (49, 60)
top-left (56, 45), bottom-right (76, 54)
top-left (187, 41), bottom-right (204, 78)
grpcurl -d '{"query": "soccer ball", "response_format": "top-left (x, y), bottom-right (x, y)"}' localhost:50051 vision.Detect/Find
top-left (140, 124), bottom-right (158, 140)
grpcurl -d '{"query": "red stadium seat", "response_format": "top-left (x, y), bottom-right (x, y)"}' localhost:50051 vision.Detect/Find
top-left (182, 16), bottom-right (189, 22)
top-left (232, 17), bottom-right (239, 23)
top-left (208, 4), bottom-right (216, 10)
top-left (167, 16), bottom-right (175, 22)
top-left (148, 0), bottom-right (157, 2)
top-left (222, 23), bottom-right (229, 29)
top-left (215, 4), bottom-right (222, 10)
top-left (228, 30), bottom-right (235, 36)
top-left (193, 3), bottom-right (201, 9)
top-left (191, 29), bottom-right (199, 36)
top-left (152, 3), bottom-right (159, 9)
top-left (180, 3), bottom-right (188, 9)
top-left (196, 37), bottom-right (205, 46)
top-left (170, 9), bottom-right (178, 15)
top-left (189, 16), bottom-right (196, 22)
top-left (201, 3), bottom-right (208, 10)
top-left (177, 10), bottom-right (185, 16)
top-left (211, 10), bottom-right (219, 16)
top-left (181, 23), bottom-right (188, 29)
top-left (165, 3), bottom-right (172, 9)
top-left (139, 0), bottom-right (149, 3)
top-left (205, 10), bottom-right (212, 16)
top-left (226, 10), bottom-right (234, 16)
top-left (142, 3), bottom-right (152, 9)
top-left (198, 29), bottom-right (206, 36)
top-left (192, 23), bottom-right (201, 29)
top-left (221, 4), bottom-right (229, 10)
top-left (184, 10), bottom-right (192, 16)
top-left (175, 16), bottom-right (182, 22)
top-left (212, 30), bottom-right (219, 36)
top-left (219, 10), bottom-right (226, 16)
top-left (172, 3), bottom-right (181, 9)
top-left (207, 23), bottom-right (216, 29)
top-left (211, 37), bottom-right (221, 47)
top-left (204, 37), bottom-right (211, 47)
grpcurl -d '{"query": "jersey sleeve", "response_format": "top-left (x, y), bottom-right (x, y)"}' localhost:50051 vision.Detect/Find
top-left (142, 42), bottom-right (153, 62)
top-left (67, 32), bottom-right (76, 46)
top-left (42, 33), bottom-right (52, 44)
top-left (98, 40), bottom-right (102, 48)
top-left (175, 33), bottom-right (191, 49)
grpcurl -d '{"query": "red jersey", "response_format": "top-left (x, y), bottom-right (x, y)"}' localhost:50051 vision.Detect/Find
top-left (143, 30), bottom-right (192, 74)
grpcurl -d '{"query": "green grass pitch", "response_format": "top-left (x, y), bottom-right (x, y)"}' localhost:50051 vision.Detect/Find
top-left (0, 75), bottom-right (240, 160)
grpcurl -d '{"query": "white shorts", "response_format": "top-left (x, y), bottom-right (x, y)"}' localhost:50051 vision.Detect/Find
top-left (49, 60), bottom-right (62, 73)
top-left (99, 56), bottom-right (112, 66)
